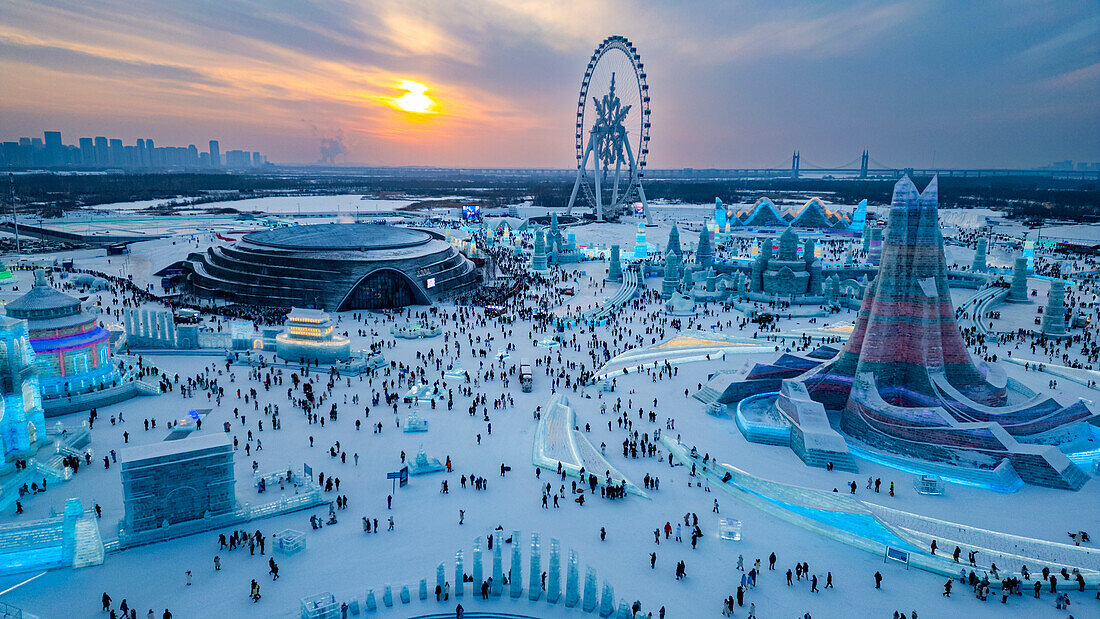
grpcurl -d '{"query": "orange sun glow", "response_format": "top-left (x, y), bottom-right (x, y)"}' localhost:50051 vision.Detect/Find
top-left (385, 80), bottom-right (438, 114)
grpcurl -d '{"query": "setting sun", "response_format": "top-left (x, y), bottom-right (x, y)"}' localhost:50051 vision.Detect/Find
top-left (385, 80), bottom-right (438, 114)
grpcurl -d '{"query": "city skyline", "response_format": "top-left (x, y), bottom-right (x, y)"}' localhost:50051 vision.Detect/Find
top-left (1, 1), bottom-right (1098, 168)
top-left (0, 130), bottom-right (267, 169)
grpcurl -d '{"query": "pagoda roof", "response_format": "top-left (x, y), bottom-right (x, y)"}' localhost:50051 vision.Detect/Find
top-left (5, 271), bottom-right (81, 314)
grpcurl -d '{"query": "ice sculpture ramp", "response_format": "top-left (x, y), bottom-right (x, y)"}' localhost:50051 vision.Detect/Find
top-left (532, 393), bottom-right (646, 497)
top-left (662, 436), bottom-right (1100, 584)
top-left (592, 329), bottom-right (775, 383)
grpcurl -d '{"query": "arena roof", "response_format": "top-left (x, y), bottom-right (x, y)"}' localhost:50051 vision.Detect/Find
top-left (245, 223), bottom-right (431, 251)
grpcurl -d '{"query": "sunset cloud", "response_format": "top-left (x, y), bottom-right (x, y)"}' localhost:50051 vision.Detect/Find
top-left (0, 0), bottom-right (1096, 168)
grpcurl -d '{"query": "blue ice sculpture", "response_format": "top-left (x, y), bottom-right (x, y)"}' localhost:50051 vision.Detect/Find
top-left (400, 585), bottom-right (410, 604)
top-left (565, 550), bottom-right (580, 607)
top-left (403, 412), bottom-right (429, 433)
top-left (419, 579), bottom-right (427, 601)
top-left (455, 550), bottom-right (464, 598)
top-left (472, 538), bottom-right (483, 591)
top-left (547, 538), bottom-right (561, 603)
top-left (365, 589), bottom-right (376, 612)
top-left (582, 566), bottom-right (598, 612)
top-left (599, 581), bottom-right (615, 617)
top-left (409, 447), bottom-right (444, 475)
top-left (437, 563), bottom-right (445, 594)
top-left (491, 539), bottom-right (503, 596)
top-left (528, 533), bottom-right (541, 601)
top-left (510, 530), bottom-right (523, 598)
top-left (616, 599), bottom-right (632, 619)
top-left (382, 585), bottom-right (393, 607)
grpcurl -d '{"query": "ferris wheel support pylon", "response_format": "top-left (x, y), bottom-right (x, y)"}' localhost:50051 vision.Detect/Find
top-left (565, 141), bottom-right (592, 218)
top-left (593, 136), bottom-right (604, 221)
top-left (622, 131), bottom-right (652, 225)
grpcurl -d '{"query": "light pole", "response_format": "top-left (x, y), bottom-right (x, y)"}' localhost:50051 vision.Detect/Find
top-left (8, 170), bottom-right (19, 254)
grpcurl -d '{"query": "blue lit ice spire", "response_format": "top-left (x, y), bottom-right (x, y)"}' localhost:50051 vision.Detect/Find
top-left (633, 222), bottom-right (647, 259)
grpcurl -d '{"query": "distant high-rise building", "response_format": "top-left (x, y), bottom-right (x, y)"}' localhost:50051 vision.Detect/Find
top-left (252, 151), bottom-right (262, 167)
top-left (109, 139), bottom-right (124, 167)
top-left (43, 131), bottom-right (62, 166)
top-left (94, 137), bottom-right (108, 167)
top-left (187, 145), bottom-right (199, 167)
top-left (224, 150), bottom-right (252, 168)
top-left (79, 137), bottom-right (95, 165)
top-left (208, 140), bottom-right (220, 167)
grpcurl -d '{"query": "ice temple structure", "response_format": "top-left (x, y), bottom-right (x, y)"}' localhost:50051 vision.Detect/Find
top-left (748, 227), bottom-right (823, 299)
top-left (711, 176), bottom-right (1098, 490)
top-left (275, 308), bottom-right (351, 364)
top-left (4, 270), bottom-right (146, 416)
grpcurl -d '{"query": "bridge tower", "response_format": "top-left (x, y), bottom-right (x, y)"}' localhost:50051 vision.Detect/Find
top-left (791, 151), bottom-right (800, 180)
top-left (859, 150), bottom-right (869, 179)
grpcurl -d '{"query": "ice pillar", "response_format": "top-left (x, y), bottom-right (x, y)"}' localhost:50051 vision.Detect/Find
top-left (528, 533), bottom-right (542, 601)
top-left (547, 538), bottom-right (561, 603)
top-left (455, 550), bottom-right (464, 598)
top-left (565, 549), bottom-right (580, 607)
top-left (472, 538), bottom-right (483, 590)
top-left (61, 498), bottom-right (82, 563)
top-left (608, 245), bottom-right (622, 282)
top-left (510, 530), bottom-right (523, 598)
top-left (491, 537), bottom-right (503, 596)
top-left (599, 581), bottom-right (615, 617)
top-left (582, 566), bottom-right (598, 612)
top-left (1042, 280), bottom-right (1067, 335)
top-left (1007, 257), bottom-right (1031, 302)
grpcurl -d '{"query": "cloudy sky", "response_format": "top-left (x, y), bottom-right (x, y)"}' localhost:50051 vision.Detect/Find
top-left (1, 1), bottom-right (1097, 168)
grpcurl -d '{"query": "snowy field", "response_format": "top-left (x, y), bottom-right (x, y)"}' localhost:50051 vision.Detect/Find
top-left (83, 195), bottom-right (416, 215)
top-left (0, 203), bottom-right (1097, 619)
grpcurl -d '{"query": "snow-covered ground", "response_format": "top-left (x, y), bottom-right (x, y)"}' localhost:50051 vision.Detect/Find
top-left (0, 204), bottom-right (1096, 619)
top-left (83, 195), bottom-right (416, 215)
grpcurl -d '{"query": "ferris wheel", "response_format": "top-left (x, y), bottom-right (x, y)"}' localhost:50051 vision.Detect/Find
top-left (565, 35), bottom-right (652, 223)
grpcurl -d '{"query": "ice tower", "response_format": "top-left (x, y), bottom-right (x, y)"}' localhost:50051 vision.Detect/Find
top-left (633, 223), bottom-right (647, 259)
top-left (787, 176), bottom-right (1095, 490)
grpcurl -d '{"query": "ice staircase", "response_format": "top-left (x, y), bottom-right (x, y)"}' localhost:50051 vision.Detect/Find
top-left (135, 378), bottom-right (162, 395)
top-left (692, 370), bottom-right (738, 406)
top-left (71, 513), bottom-right (105, 569)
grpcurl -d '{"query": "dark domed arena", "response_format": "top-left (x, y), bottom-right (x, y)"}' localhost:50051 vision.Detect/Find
top-left (184, 223), bottom-right (481, 310)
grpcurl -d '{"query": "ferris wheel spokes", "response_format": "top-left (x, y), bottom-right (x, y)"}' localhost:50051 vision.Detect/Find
top-left (564, 35), bottom-right (651, 225)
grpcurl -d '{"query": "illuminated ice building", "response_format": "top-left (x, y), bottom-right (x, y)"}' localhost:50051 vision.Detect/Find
top-left (275, 308), bottom-right (351, 365)
top-left (0, 315), bottom-right (48, 463)
top-left (4, 271), bottom-right (122, 402)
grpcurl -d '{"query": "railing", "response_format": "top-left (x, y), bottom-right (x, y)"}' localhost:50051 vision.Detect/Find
top-left (663, 436), bottom-right (1100, 583)
top-left (866, 502), bottom-right (1100, 573)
